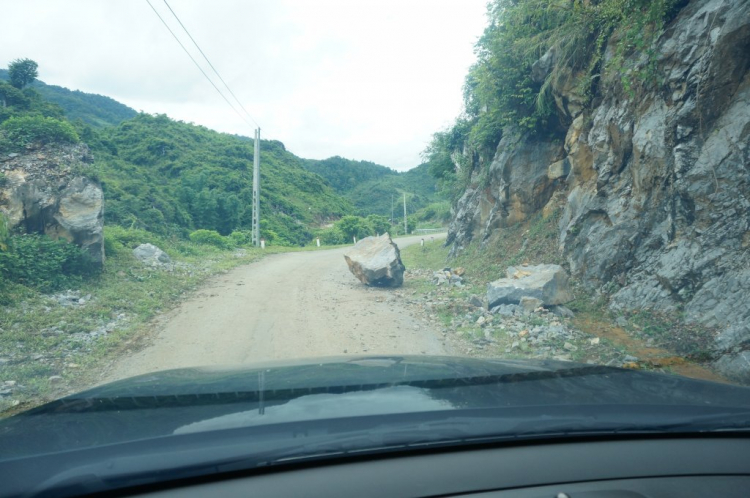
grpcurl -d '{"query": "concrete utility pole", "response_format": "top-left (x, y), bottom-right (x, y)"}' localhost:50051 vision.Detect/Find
top-left (252, 128), bottom-right (261, 247)
top-left (403, 192), bottom-right (407, 235)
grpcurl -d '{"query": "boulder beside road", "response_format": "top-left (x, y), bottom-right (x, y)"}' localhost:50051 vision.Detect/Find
top-left (487, 264), bottom-right (572, 308)
top-left (133, 243), bottom-right (171, 266)
top-left (344, 233), bottom-right (405, 287)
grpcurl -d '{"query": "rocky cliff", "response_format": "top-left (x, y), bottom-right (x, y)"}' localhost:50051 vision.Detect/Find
top-left (447, 0), bottom-right (749, 381)
top-left (0, 143), bottom-right (105, 264)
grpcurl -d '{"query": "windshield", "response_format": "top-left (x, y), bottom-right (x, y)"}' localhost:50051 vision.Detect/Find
top-left (1, 0), bottom-right (749, 490)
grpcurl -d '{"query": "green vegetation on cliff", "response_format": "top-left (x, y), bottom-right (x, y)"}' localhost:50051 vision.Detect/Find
top-left (425, 0), bottom-right (686, 194)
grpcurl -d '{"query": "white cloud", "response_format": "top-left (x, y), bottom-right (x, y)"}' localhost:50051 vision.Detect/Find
top-left (1, 0), bottom-right (486, 170)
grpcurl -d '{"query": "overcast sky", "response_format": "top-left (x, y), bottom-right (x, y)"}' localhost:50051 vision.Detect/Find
top-left (2, 0), bottom-right (487, 171)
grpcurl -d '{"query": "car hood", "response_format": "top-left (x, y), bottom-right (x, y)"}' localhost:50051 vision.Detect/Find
top-left (2, 355), bottom-right (749, 460)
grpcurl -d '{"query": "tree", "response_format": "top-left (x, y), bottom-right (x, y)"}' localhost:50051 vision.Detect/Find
top-left (8, 59), bottom-right (38, 89)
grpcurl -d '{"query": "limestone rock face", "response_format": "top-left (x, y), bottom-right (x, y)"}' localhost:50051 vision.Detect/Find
top-left (445, 0), bottom-right (750, 381)
top-left (344, 233), bottom-right (405, 287)
top-left (0, 144), bottom-right (104, 264)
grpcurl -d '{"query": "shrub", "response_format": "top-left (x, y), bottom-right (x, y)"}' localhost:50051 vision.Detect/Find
top-left (189, 229), bottom-right (231, 249)
top-left (316, 227), bottom-right (347, 245)
top-left (0, 234), bottom-right (96, 292)
top-left (228, 230), bottom-right (252, 246)
top-left (104, 225), bottom-right (165, 250)
top-left (0, 115), bottom-right (79, 148)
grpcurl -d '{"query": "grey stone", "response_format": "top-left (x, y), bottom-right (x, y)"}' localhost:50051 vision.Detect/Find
top-left (487, 264), bottom-right (572, 308)
top-left (344, 234), bottom-right (405, 287)
top-left (615, 316), bottom-right (629, 327)
top-left (715, 351), bottom-right (750, 385)
top-left (133, 243), bottom-right (171, 265)
top-left (520, 296), bottom-right (544, 312)
top-left (491, 304), bottom-right (522, 316)
top-left (468, 295), bottom-right (484, 308)
top-left (48, 375), bottom-right (63, 384)
top-left (549, 305), bottom-right (575, 318)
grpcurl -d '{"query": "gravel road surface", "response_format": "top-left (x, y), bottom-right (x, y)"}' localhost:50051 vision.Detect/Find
top-left (105, 234), bottom-right (447, 381)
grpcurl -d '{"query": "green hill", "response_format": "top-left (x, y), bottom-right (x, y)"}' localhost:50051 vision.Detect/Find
top-left (301, 157), bottom-right (443, 219)
top-left (84, 114), bottom-right (353, 245)
top-left (0, 69), bottom-right (137, 128)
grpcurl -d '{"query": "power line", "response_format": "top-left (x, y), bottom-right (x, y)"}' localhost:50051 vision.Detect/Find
top-left (145, 0), bottom-right (256, 130)
top-left (161, 0), bottom-right (260, 128)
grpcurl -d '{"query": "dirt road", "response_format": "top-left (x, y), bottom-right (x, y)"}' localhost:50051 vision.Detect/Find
top-left (105, 235), bottom-right (448, 381)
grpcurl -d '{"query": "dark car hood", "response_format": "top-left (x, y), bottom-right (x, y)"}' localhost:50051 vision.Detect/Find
top-left (2, 356), bottom-right (750, 498)
top-left (3, 355), bottom-right (749, 460)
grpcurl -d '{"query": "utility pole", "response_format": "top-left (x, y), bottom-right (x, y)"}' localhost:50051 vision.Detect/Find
top-left (403, 193), bottom-right (407, 235)
top-left (252, 128), bottom-right (261, 247)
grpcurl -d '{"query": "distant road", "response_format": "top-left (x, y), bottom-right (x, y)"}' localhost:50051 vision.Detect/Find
top-left (104, 234), bottom-right (448, 381)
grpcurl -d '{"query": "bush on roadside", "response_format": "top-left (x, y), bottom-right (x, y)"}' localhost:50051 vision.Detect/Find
top-left (228, 230), bottom-right (252, 246)
top-left (189, 229), bottom-right (232, 249)
top-left (104, 225), bottom-right (166, 252)
top-left (0, 233), bottom-right (96, 293)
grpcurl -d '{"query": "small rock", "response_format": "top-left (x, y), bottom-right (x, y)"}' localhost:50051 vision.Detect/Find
top-left (589, 337), bottom-right (600, 345)
top-left (4, 381), bottom-right (17, 387)
top-left (549, 305), bottom-right (575, 318)
top-left (48, 375), bottom-right (63, 384)
top-left (623, 355), bottom-right (639, 363)
top-left (616, 316), bottom-right (629, 327)
top-left (520, 296), bottom-right (544, 312)
top-left (563, 342), bottom-right (577, 351)
top-left (468, 295), bottom-right (484, 308)
top-left (476, 316), bottom-right (486, 326)
top-left (133, 243), bottom-right (172, 266)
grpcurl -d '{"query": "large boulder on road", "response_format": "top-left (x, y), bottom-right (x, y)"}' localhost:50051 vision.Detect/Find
top-left (344, 233), bottom-right (405, 287)
top-left (487, 264), bottom-right (572, 308)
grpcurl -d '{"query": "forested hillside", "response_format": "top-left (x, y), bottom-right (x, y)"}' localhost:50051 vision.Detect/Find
top-left (301, 156), bottom-right (443, 218)
top-left (83, 114), bottom-right (353, 245)
top-left (0, 69), bottom-right (137, 128)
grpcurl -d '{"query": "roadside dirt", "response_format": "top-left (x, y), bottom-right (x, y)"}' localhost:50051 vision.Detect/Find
top-left (102, 235), bottom-right (449, 382)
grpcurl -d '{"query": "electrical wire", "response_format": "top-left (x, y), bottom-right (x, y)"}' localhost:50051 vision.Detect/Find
top-left (161, 0), bottom-right (260, 128)
top-left (145, 0), bottom-right (257, 130)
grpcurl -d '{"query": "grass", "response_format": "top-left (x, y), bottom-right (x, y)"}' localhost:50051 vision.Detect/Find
top-left (0, 236), bottom-right (349, 415)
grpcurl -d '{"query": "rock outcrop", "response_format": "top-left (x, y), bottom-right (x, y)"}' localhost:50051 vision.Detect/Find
top-left (446, 0), bottom-right (750, 381)
top-left (344, 233), bottom-right (405, 287)
top-left (0, 144), bottom-right (104, 264)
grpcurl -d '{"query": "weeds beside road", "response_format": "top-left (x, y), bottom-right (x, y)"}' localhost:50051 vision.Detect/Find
top-left (0, 229), bottom-right (346, 416)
